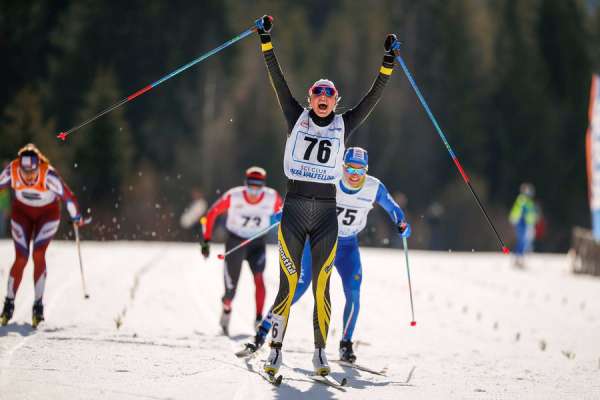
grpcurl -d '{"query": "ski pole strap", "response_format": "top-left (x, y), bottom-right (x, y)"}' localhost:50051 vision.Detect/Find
top-left (217, 222), bottom-right (280, 260)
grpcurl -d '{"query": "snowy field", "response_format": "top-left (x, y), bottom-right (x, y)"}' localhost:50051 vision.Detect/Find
top-left (0, 239), bottom-right (599, 400)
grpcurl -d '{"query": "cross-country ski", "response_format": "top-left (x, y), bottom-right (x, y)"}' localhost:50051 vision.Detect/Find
top-left (333, 360), bottom-right (388, 376)
top-left (310, 374), bottom-right (348, 391)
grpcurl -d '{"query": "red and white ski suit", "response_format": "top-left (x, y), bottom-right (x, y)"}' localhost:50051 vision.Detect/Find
top-left (0, 160), bottom-right (80, 302)
top-left (204, 186), bottom-right (282, 317)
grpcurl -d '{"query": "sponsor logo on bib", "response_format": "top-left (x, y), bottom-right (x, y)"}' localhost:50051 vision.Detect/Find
top-left (289, 165), bottom-right (336, 181)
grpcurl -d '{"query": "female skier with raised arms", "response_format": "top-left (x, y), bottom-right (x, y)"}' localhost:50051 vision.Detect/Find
top-left (254, 15), bottom-right (399, 377)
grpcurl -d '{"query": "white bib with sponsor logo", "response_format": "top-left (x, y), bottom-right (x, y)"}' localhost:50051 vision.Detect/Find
top-left (283, 110), bottom-right (345, 183)
top-left (336, 176), bottom-right (380, 237)
top-left (225, 187), bottom-right (278, 238)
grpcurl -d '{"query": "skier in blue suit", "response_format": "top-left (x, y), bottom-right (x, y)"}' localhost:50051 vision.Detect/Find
top-left (247, 147), bottom-right (411, 363)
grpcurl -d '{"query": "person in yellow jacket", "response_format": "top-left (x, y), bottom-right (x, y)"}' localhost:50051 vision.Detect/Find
top-left (509, 183), bottom-right (539, 268)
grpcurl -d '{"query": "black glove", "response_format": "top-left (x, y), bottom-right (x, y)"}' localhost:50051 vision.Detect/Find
top-left (384, 33), bottom-right (399, 53)
top-left (255, 15), bottom-right (273, 44)
top-left (383, 33), bottom-right (398, 68)
top-left (201, 240), bottom-right (210, 258)
top-left (397, 221), bottom-right (412, 238)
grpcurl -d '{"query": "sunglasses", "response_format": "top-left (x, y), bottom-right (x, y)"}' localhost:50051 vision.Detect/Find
top-left (344, 165), bottom-right (367, 176)
top-left (246, 185), bottom-right (264, 196)
top-left (311, 86), bottom-right (336, 97)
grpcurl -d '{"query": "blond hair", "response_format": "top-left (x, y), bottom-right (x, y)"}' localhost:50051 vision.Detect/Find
top-left (17, 143), bottom-right (49, 164)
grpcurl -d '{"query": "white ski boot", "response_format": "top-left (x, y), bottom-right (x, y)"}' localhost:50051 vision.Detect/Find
top-left (312, 347), bottom-right (331, 376)
top-left (264, 342), bottom-right (283, 375)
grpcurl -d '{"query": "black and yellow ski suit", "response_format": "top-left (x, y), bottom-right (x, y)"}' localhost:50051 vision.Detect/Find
top-left (259, 30), bottom-right (394, 348)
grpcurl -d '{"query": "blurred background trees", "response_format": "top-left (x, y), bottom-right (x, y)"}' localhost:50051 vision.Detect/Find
top-left (1, 0), bottom-right (598, 250)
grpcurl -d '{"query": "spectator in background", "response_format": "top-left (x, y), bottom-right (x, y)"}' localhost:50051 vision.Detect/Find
top-left (533, 202), bottom-right (547, 251)
top-left (179, 187), bottom-right (207, 230)
top-left (509, 182), bottom-right (539, 268)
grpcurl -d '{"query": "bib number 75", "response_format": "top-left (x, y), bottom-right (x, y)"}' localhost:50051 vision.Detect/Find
top-left (336, 207), bottom-right (358, 225)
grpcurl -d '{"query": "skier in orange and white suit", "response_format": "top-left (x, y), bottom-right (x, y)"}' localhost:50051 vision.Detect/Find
top-left (0, 144), bottom-right (83, 327)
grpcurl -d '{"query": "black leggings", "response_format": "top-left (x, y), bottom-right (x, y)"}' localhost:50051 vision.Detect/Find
top-left (270, 193), bottom-right (338, 348)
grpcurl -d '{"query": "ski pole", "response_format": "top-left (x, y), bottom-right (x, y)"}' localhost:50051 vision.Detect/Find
top-left (73, 218), bottom-right (92, 299)
top-left (217, 222), bottom-right (279, 260)
top-left (402, 236), bottom-right (416, 326)
top-left (392, 43), bottom-right (509, 254)
top-left (57, 20), bottom-right (266, 141)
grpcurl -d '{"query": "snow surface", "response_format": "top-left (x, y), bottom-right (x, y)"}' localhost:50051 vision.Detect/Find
top-left (0, 240), bottom-right (599, 400)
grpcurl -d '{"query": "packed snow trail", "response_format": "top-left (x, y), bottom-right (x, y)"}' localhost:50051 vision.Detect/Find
top-left (0, 240), bottom-right (599, 399)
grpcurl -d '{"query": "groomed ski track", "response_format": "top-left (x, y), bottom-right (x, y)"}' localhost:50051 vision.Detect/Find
top-left (0, 240), bottom-right (599, 399)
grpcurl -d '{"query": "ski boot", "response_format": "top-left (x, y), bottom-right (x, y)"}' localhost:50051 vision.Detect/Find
top-left (312, 347), bottom-right (331, 376)
top-left (32, 300), bottom-right (44, 329)
top-left (240, 323), bottom-right (268, 356)
top-left (220, 308), bottom-right (231, 336)
top-left (1, 297), bottom-right (15, 326)
top-left (250, 325), bottom-right (268, 351)
top-left (263, 342), bottom-right (283, 375)
top-left (339, 340), bottom-right (357, 363)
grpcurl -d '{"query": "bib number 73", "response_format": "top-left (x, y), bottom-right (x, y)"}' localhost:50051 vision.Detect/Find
top-left (242, 216), bottom-right (261, 227)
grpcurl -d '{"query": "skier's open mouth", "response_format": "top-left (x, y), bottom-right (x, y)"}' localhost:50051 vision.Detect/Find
top-left (318, 104), bottom-right (328, 111)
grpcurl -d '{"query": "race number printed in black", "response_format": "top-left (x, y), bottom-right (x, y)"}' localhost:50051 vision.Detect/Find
top-left (336, 207), bottom-right (358, 226)
top-left (292, 133), bottom-right (339, 168)
top-left (242, 216), bottom-right (262, 227)
top-left (283, 110), bottom-right (345, 183)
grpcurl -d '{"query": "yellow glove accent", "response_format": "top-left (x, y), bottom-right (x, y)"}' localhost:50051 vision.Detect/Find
top-left (379, 66), bottom-right (393, 76)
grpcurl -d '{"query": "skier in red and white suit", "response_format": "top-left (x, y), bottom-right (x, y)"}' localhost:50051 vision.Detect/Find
top-left (201, 166), bottom-right (282, 335)
top-left (0, 144), bottom-right (83, 327)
